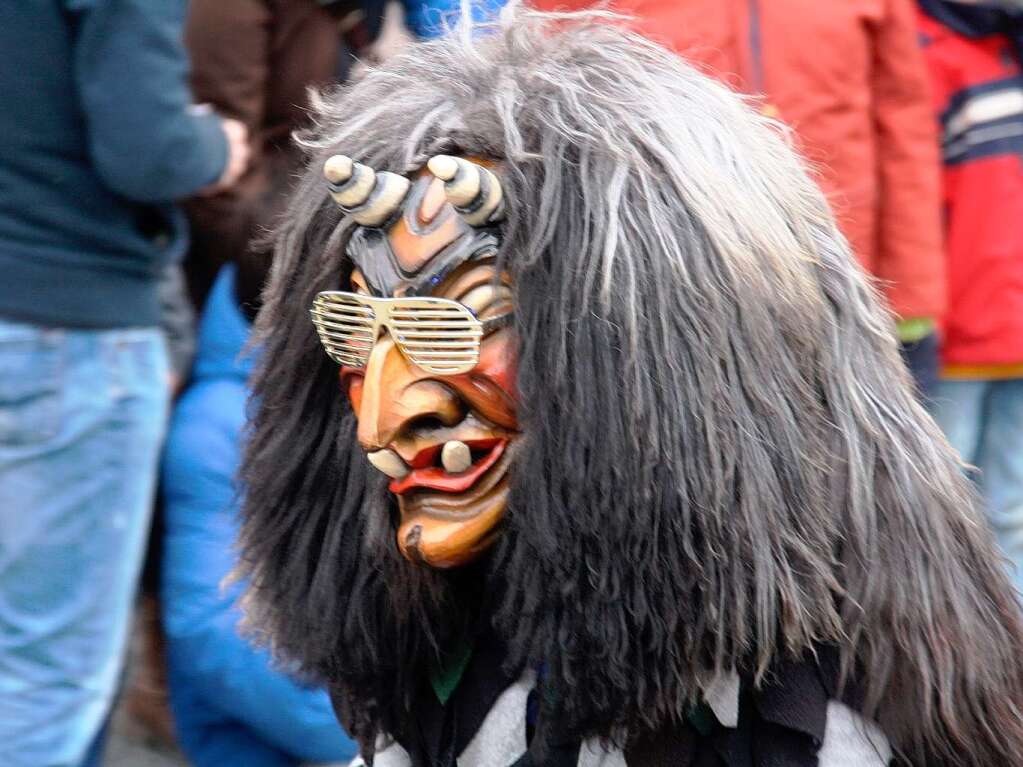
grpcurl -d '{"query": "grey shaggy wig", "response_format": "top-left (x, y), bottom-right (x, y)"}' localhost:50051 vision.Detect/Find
top-left (238, 6), bottom-right (1023, 764)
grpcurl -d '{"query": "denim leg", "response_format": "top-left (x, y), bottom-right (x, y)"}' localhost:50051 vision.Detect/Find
top-left (899, 331), bottom-right (940, 403)
top-left (78, 720), bottom-right (108, 767)
top-left (928, 379), bottom-right (987, 467)
top-left (0, 319), bottom-right (169, 767)
top-left (974, 379), bottom-right (1023, 598)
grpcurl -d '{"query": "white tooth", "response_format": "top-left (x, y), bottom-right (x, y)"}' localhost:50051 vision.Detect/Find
top-left (441, 440), bottom-right (472, 474)
top-left (367, 449), bottom-right (409, 479)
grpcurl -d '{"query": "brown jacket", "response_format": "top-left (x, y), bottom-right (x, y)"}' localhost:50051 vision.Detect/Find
top-left (184, 0), bottom-right (342, 308)
top-left (531, 0), bottom-right (945, 319)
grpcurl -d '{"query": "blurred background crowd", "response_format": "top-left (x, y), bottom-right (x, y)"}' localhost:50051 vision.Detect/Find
top-left (0, 0), bottom-right (1021, 765)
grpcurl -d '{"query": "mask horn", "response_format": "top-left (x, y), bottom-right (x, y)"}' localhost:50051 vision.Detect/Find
top-left (323, 155), bottom-right (410, 227)
top-left (426, 155), bottom-right (505, 226)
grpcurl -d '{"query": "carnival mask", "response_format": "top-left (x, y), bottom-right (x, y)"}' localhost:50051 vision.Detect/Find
top-left (312, 154), bottom-right (517, 569)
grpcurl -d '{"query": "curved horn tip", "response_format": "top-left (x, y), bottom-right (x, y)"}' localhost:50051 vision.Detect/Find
top-left (333, 165), bottom-right (377, 209)
top-left (323, 154), bottom-right (354, 184)
top-left (351, 172), bottom-right (411, 227)
top-left (427, 155), bottom-right (460, 181)
top-left (458, 165), bottom-right (504, 225)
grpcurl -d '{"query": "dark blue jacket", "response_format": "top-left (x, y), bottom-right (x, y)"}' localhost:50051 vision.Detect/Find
top-left (0, 0), bottom-right (227, 328)
top-left (161, 267), bottom-right (358, 767)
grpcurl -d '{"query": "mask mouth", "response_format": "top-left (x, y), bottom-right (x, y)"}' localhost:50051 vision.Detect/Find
top-left (389, 439), bottom-right (507, 496)
top-left (395, 441), bottom-right (515, 567)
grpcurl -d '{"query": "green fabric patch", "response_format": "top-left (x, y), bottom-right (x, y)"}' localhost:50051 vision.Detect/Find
top-left (896, 316), bottom-right (936, 343)
top-left (429, 640), bottom-right (474, 705)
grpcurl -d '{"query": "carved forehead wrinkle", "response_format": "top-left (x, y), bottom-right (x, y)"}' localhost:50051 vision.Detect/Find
top-left (440, 259), bottom-right (510, 299)
top-left (345, 229), bottom-right (403, 297)
top-left (388, 177), bottom-right (470, 272)
top-left (348, 229), bottom-right (500, 296)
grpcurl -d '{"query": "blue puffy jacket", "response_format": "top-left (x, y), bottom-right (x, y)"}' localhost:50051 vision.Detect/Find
top-left (405, 0), bottom-right (507, 37)
top-left (161, 266), bottom-right (358, 766)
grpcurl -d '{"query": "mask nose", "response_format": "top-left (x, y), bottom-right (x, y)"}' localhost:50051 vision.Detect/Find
top-left (354, 332), bottom-right (467, 454)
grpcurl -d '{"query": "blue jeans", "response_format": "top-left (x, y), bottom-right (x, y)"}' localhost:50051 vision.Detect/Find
top-left (0, 318), bottom-right (169, 766)
top-left (930, 378), bottom-right (1023, 597)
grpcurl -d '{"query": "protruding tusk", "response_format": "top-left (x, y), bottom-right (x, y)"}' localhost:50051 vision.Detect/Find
top-left (323, 154), bottom-right (410, 227)
top-left (367, 449), bottom-right (410, 479)
top-left (426, 155), bottom-right (504, 226)
top-left (440, 440), bottom-right (472, 474)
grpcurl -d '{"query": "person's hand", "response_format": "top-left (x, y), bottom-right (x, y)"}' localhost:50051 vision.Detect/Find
top-left (197, 117), bottom-right (250, 196)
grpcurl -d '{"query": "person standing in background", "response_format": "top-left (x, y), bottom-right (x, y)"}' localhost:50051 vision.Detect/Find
top-left (182, 0), bottom-right (345, 310)
top-left (917, 0), bottom-right (1023, 595)
top-left (531, 0), bottom-right (946, 397)
top-left (0, 1), bottom-right (249, 766)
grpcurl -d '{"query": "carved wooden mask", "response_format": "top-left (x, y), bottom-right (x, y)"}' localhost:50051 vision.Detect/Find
top-left (312, 155), bottom-right (517, 568)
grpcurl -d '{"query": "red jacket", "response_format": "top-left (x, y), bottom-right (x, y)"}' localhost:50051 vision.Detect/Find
top-left (530, 0), bottom-right (945, 320)
top-left (918, 6), bottom-right (1023, 368)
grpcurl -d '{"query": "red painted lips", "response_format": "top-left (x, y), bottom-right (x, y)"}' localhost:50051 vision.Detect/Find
top-left (389, 439), bottom-right (507, 495)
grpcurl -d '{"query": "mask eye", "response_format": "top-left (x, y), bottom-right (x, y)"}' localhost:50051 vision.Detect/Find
top-left (311, 292), bottom-right (511, 375)
top-left (310, 293), bottom-right (377, 368)
top-left (387, 299), bottom-right (483, 375)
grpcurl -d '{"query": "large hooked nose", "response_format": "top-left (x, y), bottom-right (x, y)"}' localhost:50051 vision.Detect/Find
top-left (355, 332), bottom-right (466, 455)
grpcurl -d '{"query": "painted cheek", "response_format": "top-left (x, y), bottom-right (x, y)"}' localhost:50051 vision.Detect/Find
top-left (476, 331), bottom-right (518, 403)
top-left (449, 331), bottom-right (517, 430)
